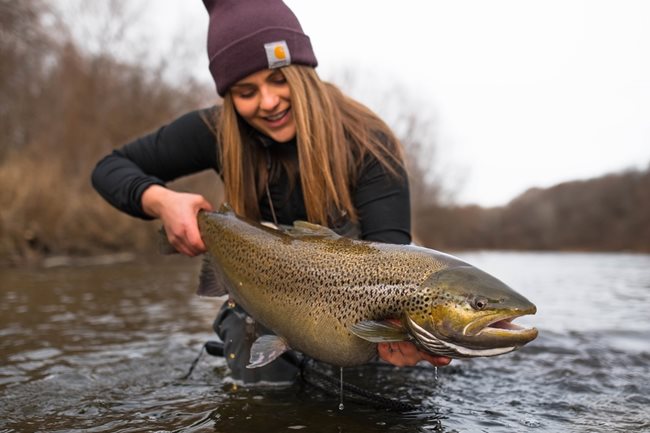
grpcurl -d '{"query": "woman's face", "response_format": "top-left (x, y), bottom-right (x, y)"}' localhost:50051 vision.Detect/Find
top-left (230, 68), bottom-right (296, 143)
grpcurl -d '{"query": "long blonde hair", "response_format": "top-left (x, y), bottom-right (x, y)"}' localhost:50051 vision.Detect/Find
top-left (217, 65), bottom-right (406, 226)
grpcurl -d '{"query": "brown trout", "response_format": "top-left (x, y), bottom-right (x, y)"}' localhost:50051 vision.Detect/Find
top-left (196, 205), bottom-right (538, 368)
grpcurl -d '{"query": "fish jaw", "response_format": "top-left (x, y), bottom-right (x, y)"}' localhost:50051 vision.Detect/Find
top-left (406, 315), bottom-right (520, 357)
top-left (462, 307), bottom-right (538, 347)
top-left (406, 309), bottom-right (538, 358)
top-left (405, 265), bottom-right (539, 358)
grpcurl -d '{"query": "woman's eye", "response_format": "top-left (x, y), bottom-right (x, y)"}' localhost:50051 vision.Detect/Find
top-left (269, 75), bottom-right (287, 85)
top-left (236, 90), bottom-right (256, 99)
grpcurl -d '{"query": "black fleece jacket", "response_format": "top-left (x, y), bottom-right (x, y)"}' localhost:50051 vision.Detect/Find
top-left (91, 107), bottom-right (411, 244)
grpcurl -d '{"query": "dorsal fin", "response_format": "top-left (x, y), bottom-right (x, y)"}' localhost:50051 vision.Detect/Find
top-left (218, 202), bottom-right (234, 214)
top-left (288, 220), bottom-right (340, 238)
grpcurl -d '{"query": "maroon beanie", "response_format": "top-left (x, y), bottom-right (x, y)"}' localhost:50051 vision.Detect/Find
top-left (202, 0), bottom-right (318, 96)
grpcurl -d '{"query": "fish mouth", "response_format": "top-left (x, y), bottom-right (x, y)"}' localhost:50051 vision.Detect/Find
top-left (406, 315), bottom-right (521, 358)
top-left (406, 306), bottom-right (538, 358)
top-left (463, 307), bottom-right (538, 342)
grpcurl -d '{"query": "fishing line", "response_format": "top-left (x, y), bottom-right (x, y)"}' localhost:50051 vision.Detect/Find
top-left (182, 341), bottom-right (224, 380)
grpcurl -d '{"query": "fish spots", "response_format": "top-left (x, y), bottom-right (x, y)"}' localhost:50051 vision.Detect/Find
top-left (200, 211), bottom-right (464, 365)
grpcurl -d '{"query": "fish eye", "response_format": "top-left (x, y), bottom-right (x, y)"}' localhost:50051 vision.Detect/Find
top-left (471, 296), bottom-right (488, 310)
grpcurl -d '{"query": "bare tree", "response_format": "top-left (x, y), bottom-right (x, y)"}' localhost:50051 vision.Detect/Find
top-left (0, 0), bottom-right (62, 159)
top-left (0, 0), bottom-right (215, 263)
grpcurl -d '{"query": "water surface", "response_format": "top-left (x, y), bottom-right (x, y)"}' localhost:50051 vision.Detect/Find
top-left (1, 252), bottom-right (649, 432)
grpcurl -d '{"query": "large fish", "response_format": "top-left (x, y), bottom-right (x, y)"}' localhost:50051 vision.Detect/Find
top-left (196, 205), bottom-right (538, 368)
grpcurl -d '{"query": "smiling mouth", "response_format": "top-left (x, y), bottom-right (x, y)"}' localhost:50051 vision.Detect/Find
top-left (264, 109), bottom-right (289, 122)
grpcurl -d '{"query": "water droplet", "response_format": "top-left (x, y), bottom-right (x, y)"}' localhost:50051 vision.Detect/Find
top-left (339, 367), bottom-right (344, 411)
top-left (434, 366), bottom-right (438, 381)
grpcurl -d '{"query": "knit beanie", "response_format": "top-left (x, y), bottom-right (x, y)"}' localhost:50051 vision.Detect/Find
top-left (202, 0), bottom-right (318, 96)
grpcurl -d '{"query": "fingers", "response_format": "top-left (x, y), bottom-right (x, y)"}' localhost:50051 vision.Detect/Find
top-left (198, 197), bottom-right (215, 212)
top-left (377, 341), bottom-right (452, 368)
top-left (157, 192), bottom-right (213, 257)
top-left (422, 353), bottom-right (452, 366)
top-left (166, 223), bottom-right (206, 257)
top-left (185, 197), bottom-right (212, 255)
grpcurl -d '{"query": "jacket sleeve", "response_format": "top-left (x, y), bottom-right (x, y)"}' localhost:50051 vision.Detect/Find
top-left (91, 107), bottom-right (220, 219)
top-left (354, 154), bottom-right (412, 245)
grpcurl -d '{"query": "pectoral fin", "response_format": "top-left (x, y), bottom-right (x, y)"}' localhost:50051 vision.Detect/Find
top-left (247, 335), bottom-right (291, 369)
top-left (349, 320), bottom-right (412, 343)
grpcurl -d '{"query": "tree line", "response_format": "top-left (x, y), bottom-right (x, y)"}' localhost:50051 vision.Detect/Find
top-left (1, 0), bottom-right (647, 265)
top-left (414, 166), bottom-right (650, 252)
top-left (0, 0), bottom-right (216, 263)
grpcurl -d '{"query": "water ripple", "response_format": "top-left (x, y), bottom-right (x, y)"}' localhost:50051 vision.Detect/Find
top-left (1, 253), bottom-right (649, 432)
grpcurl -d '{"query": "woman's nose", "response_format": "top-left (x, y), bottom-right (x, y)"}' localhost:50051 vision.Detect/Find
top-left (259, 87), bottom-right (280, 111)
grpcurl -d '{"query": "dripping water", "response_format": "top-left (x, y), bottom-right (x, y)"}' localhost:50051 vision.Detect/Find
top-left (338, 367), bottom-right (344, 410)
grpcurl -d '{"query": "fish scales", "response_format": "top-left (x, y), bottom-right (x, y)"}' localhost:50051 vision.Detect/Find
top-left (194, 206), bottom-right (537, 366)
top-left (198, 209), bottom-right (468, 366)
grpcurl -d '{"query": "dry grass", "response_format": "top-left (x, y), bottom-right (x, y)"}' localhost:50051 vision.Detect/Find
top-left (0, 152), bottom-right (146, 263)
top-left (0, 2), bottom-right (220, 264)
top-left (0, 149), bottom-right (222, 265)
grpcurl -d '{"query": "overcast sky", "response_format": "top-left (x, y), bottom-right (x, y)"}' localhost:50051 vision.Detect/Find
top-left (80, 0), bottom-right (650, 207)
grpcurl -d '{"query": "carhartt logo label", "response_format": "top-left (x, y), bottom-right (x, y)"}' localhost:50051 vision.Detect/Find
top-left (265, 40), bottom-right (291, 68)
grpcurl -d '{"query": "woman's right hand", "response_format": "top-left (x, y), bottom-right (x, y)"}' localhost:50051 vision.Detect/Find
top-left (142, 185), bottom-right (214, 257)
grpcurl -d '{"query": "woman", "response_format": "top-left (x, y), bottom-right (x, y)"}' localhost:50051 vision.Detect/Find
top-left (92, 0), bottom-right (451, 383)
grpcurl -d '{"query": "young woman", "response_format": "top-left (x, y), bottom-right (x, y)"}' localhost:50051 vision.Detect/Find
top-left (92, 0), bottom-right (451, 383)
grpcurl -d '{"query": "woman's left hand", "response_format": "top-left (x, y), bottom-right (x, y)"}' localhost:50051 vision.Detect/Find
top-left (378, 341), bottom-right (452, 367)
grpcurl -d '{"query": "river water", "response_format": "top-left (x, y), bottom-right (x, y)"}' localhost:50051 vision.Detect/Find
top-left (1, 251), bottom-right (648, 432)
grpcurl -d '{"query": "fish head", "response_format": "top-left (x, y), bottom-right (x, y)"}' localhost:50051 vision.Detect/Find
top-left (404, 265), bottom-right (538, 358)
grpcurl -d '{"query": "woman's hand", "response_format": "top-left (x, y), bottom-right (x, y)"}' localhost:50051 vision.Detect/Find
top-left (378, 341), bottom-right (452, 367)
top-left (142, 185), bottom-right (214, 257)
